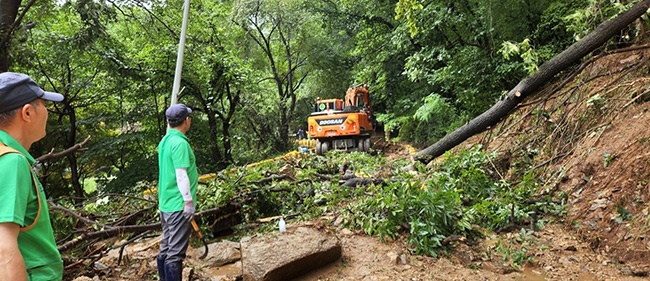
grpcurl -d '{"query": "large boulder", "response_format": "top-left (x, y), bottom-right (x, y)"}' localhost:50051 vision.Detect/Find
top-left (241, 226), bottom-right (341, 281)
top-left (188, 240), bottom-right (241, 266)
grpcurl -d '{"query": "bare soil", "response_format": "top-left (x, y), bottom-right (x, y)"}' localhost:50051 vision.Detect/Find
top-left (300, 224), bottom-right (647, 281)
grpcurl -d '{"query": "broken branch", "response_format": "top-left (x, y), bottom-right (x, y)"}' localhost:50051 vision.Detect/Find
top-left (36, 135), bottom-right (91, 163)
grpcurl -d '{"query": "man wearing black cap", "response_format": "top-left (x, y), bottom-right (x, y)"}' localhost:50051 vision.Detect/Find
top-left (156, 103), bottom-right (198, 281)
top-left (0, 72), bottom-right (65, 281)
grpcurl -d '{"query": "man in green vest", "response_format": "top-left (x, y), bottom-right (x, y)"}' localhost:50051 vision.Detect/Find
top-left (157, 103), bottom-right (198, 281)
top-left (0, 72), bottom-right (65, 281)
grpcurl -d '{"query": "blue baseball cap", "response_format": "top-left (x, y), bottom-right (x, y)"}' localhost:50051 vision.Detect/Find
top-left (0, 72), bottom-right (64, 113)
top-left (165, 103), bottom-right (192, 122)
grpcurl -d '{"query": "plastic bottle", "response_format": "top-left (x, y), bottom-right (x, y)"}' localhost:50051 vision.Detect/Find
top-left (278, 217), bottom-right (286, 233)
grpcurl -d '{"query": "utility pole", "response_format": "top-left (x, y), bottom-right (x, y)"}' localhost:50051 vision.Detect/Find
top-left (170, 0), bottom-right (191, 106)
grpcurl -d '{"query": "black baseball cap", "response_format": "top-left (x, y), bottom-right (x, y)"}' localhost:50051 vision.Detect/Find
top-left (0, 72), bottom-right (64, 113)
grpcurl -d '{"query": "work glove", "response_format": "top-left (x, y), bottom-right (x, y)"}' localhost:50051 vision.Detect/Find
top-left (183, 200), bottom-right (195, 220)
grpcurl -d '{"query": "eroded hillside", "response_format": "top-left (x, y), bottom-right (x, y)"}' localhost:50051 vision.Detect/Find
top-left (466, 45), bottom-right (650, 267)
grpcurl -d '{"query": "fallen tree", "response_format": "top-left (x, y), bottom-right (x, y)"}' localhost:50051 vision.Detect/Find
top-left (414, 0), bottom-right (650, 164)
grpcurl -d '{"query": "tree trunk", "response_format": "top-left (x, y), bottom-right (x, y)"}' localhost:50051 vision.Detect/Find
top-left (0, 0), bottom-right (21, 72)
top-left (414, 0), bottom-right (650, 163)
top-left (221, 84), bottom-right (240, 167)
top-left (206, 111), bottom-right (224, 165)
top-left (64, 105), bottom-right (85, 205)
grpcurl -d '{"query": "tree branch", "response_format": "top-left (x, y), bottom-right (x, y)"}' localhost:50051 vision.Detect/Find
top-left (36, 135), bottom-right (90, 164)
top-left (0, 0), bottom-right (35, 48)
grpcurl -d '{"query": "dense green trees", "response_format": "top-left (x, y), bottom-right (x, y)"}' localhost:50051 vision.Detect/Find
top-left (3, 0), bottom-right (645, 201)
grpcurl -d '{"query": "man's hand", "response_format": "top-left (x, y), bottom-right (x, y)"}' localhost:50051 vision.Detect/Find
top-left (183, 200), bottom-right (195, 219)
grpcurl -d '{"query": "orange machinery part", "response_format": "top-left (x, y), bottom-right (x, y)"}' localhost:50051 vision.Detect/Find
top-left (308, 112), bottom-right (372, 139)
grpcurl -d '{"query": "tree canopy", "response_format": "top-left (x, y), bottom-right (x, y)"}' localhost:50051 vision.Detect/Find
top-left (1, 0), bottom-right (646, 201)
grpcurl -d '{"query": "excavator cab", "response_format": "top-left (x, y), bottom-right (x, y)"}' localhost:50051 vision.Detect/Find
top-left (313, 99), bottom-right (344, 113)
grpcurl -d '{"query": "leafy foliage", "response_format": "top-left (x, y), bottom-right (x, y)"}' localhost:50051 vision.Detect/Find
top-left (564, 0), bottom-right (631, 41)
top-left (499, 39), bottom-right (540, 74)
top-left (490, 228), bottom-right (536, 268)
top-left (335, 146), bottom-right (564, 259)
top-left (395, 0), bottom-right (424, 36)
top-left (50, 141), bottom-right (566, 268)
top-left (6, 0), bottom-right (633, 202)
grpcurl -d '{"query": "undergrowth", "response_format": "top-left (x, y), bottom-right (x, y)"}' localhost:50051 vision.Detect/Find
top-left (198, 146), bottom-right (566, 264)
top-left (52, 145), bottom-right (567, 268)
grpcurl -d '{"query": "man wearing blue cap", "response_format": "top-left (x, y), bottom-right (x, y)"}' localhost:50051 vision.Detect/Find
top-left (156, 103), bottom-right (198, 281)
top-left (0, 72), bottom-right (65, 281)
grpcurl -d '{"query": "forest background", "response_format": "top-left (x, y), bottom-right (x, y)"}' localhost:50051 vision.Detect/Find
top-left (1, 0), bottom-right (647, 257)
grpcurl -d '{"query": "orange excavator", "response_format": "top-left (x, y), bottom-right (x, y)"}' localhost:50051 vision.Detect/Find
top-left (307, 83), bottom-right (374, 155)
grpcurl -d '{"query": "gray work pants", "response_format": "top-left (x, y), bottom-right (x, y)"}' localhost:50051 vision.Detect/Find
top-left (159, 211), bottom-right (192, 264)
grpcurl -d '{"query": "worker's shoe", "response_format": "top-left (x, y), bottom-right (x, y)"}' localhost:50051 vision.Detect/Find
top-left (156, 254), bottom-right (166, 281)
top-left (164, 261), bottom-right (182, 281)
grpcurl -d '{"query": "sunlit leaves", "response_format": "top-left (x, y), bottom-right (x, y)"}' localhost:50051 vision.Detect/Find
top-left (564, 0), bottom-right (630, 41)
top-left (395, 0), bottom-right (423, 37)
top-left (498, 39), bottom-right (540, 74)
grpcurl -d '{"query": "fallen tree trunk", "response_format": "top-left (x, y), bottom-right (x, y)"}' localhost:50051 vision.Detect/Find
top-left (56, 202), bottom-right (241, 252)
top-left (57, 222), bottom-right (160, 252)
top-left (341, 177), bottom-right (385, 188)
top-left (414, 0), bottom-right (650, 164)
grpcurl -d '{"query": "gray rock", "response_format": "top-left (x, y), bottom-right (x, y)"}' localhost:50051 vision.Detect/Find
top-left (241, 226), bottom-right (341, 281)
top-left (205, 261), bottom-right (242, 281)
top-left (202, 240), bottom-right (242, 266)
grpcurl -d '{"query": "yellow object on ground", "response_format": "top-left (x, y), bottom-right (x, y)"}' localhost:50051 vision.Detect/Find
top-left (403, 144), bottom-right (417, 155)
top-left (296, 139), bottom-right (317, 147)
top-left (198, 173), bottom-right (216, 182)
top-left (194, 149), bottom-right (312, 185)
top-left (143, 187), bottom-right (158, 195)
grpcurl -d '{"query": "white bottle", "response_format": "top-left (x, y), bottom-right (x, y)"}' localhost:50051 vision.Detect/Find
top-left (279, 217), bottom-right (286, 233)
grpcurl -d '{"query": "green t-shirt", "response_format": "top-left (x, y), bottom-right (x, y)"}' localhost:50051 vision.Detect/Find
top-left (0, 131), bottom-right (63, 281)
top-left (157, 129), bottom-right (198, 212)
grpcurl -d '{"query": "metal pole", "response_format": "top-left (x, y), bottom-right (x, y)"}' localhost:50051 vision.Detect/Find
top-left (170, 0), bottom-right (191, 106)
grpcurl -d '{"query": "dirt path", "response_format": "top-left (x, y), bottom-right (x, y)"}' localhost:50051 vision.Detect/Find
top-left (295, 223), bottom-right (648, 281)
top-left (78, 220), bottom-right (648, 281)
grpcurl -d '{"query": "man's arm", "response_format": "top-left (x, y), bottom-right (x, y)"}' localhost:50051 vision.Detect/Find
top-left (175, 168), bottom-right (194, 218)
top-left (0, 222), bottom-right (27, 281)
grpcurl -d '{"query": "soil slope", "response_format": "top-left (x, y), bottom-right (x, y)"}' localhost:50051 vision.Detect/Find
top-left (477, 46), bottom-right (650, 268)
